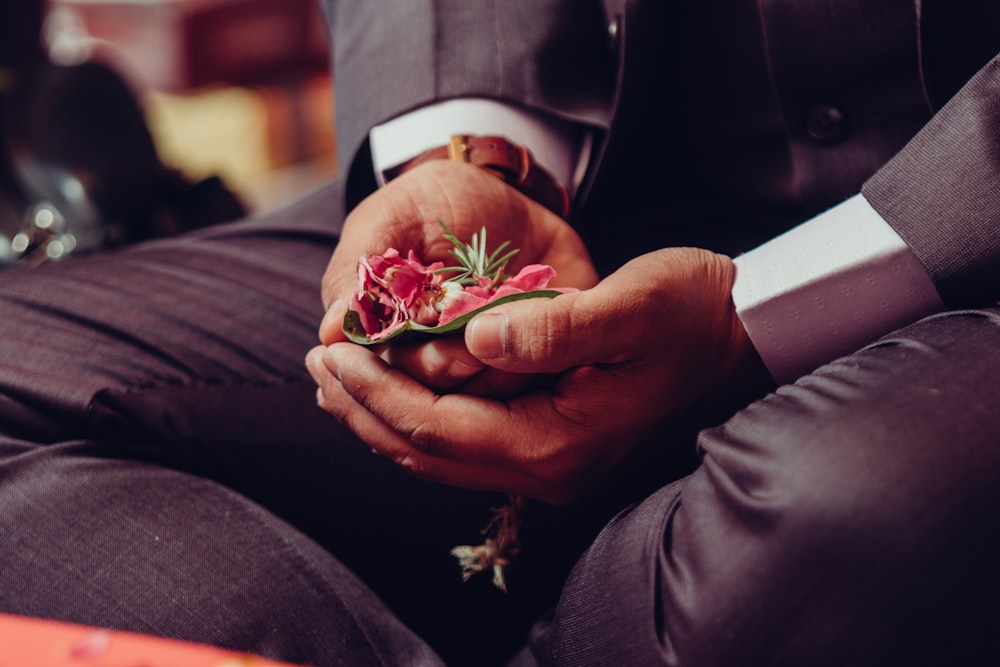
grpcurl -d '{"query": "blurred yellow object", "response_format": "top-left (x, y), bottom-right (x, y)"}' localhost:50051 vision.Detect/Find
top-left (146, 85), bottom-right (270, 187)
top-left (144, 75), bottom-right (337, 213)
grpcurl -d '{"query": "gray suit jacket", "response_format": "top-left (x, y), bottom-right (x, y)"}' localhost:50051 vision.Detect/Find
top-left (318, 3), bottom-right (1000, 665)
top-left (323, 0), bottom-right (1000, 307)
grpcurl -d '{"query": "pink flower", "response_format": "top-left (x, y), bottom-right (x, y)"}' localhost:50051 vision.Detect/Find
top-left (498, 263), bottom-right (558, 292)
top-left (437, 264), bottom-right (559, 325)
top-left (351, 248), bottom-right (446, 341)
top-left (345, 224), bottom-right (571, 343)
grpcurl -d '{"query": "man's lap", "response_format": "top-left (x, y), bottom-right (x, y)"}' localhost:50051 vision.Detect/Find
top-left (0, 441), bottom-right (444, 667)
top-left (7, 181), bottom-right (1000, 664)
top-left (0, 181), bottom-right (584, 666)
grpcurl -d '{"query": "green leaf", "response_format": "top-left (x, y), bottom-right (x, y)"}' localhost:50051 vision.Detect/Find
top-left (342, 289), bottom-right (563, 346)
top-left (342, 309), bottom-right (386, 345)
top-left (410, 289), bottom-right (562, 334)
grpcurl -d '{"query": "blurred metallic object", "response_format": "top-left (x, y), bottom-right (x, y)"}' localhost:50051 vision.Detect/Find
top-left (4, 202), bottom-right (77, 267)
top-left (1, 60), bottom-right (245, 270)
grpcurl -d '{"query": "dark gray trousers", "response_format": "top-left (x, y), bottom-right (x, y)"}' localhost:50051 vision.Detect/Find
top-left (2, 180), bottom-right (999, 666)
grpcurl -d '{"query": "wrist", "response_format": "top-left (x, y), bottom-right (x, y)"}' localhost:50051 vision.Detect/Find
top-left (705, 254), bottom-right (776, 408)
top-left (385, 134), bottom-right (571, 218)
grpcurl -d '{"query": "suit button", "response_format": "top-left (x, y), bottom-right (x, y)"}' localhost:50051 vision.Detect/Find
top-left (608, 16), bottom-right (621, 50)
top-left (805, 105), bottom-right (848, 144)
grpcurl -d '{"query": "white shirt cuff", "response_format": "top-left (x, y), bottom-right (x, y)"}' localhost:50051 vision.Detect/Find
top-left (368, 98), bottom-right (589, 195)
top-left (732, 193), bottom-right (944, 384)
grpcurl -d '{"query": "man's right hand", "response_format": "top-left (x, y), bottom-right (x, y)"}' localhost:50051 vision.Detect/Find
top-left (317, 159), bottom-right (599, 347)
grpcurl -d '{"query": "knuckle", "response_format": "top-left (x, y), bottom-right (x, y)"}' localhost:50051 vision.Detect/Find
top-left (522, 433), bottom-right (582, 483)
top-left (521, 306), bottom-right (573, 367)
top-left (393, 452), bottom-right (424, 475)
top-left (405, 416), bottom-right (446, 455)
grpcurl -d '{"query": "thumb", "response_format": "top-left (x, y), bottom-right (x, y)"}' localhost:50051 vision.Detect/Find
top-left (465, 291), bottom-right (618, 373)
top-left (318, 298), bottom-right (348, 344)
top-left (319, 258), bottom-right (359, 345)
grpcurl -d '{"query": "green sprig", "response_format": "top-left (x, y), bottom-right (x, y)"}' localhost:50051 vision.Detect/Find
top-left (435, 220), bottom-right (519, 286)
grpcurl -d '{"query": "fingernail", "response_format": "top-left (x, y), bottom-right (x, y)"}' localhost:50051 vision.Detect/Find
top-left (423, 343), bottom-right (480, 380)
top-left (467, 312), bottom-right (507, 359)
top-left (305, 347), bottom-right (323, 383)
top-left (319, 300), bottom-right (345, 342)
top-left (447, 357), bottom-right (480, 380)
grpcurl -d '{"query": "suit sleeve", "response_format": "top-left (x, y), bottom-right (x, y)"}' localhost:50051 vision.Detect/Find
top-left (320, 0), bottom-right (614, 204)
top-left (862, 54), bottom-right (1000, 308)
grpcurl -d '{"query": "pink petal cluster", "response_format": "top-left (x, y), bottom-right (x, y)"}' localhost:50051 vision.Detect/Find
top-left (436, 264), bottom-right (557, 325)
top-left (351, 248), bottom-right (559, 342)
top-left (351, 248), bottom-right (446, 342)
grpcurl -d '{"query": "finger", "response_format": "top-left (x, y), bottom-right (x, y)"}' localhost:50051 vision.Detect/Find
top-left (316, 345), bottom-right (603, 504)
top-left (310, 344), bottom-right (421, 456)
top-left (464, 289), bottom-right (633, 373)
top-left (313, 348), bottom-right (441, 436)
top-left (320, 240), bottom-right (365, 312)
top-left (325, 342), bottom-right (540, 469)
top-left (305, 345), bottom-right (326, 386)
top-left (377, 338), bottom-right (537, 397)
top-left (378, 337), bottom-right (484, 390)
top-left (317, 344), bottom-right (547, 495)
top-left (448, 366), bottom-right (539, 398)
top-left (318, 299), bottom-right (348, 344)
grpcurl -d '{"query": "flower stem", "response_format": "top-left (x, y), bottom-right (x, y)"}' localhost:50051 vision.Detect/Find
top-left (450, 493), bottom-right (525, 592)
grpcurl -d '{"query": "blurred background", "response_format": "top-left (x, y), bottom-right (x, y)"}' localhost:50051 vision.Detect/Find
top-left (45, 0), bottom-right (338, 214)
top-left (1, 0), bottom-right (339, 269)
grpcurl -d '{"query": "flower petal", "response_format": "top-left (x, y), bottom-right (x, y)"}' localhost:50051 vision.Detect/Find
top-left (504, 264), bottom-right (557, 292)
top-left (438, 290), bottom-right (490, 325)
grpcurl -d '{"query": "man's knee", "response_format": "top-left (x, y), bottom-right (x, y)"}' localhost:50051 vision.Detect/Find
top-left (702, 305), bottom-right (1000, 521)
top-left (671, 306), bottom-right (1000, 662)
top-left (0, 451), bottom-right (436, 666)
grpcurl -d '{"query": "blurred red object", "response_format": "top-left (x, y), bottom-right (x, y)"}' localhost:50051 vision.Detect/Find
top-left (0, 612), bottom-right (307, 666)
top-left (47, 0), bottom-right (329, 92)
